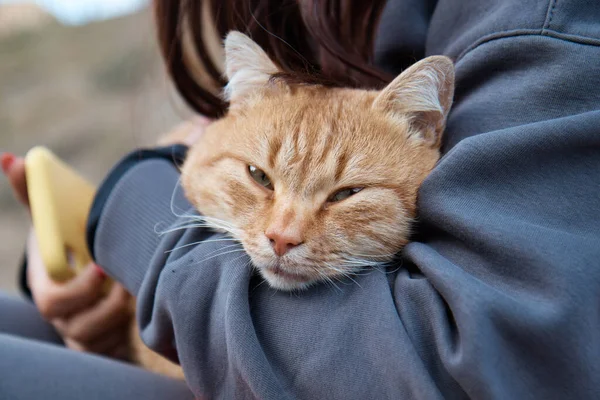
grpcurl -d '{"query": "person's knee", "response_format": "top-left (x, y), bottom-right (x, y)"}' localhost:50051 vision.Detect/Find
top-left (0, 291), bottom-right (62, 344)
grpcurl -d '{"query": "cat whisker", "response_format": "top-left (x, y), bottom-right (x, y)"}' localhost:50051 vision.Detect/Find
top-left (165, 238), bottom-right (239, 254)
top-left (183, 243), bottom-right (243, 259)
top-left (185, 214), bottom-right (238, 229)
top-left (342, 260), bottom-right (391, 268)
top-left (194, 237), bottom-right (239, 244)
top-left (339, 272), bottom-right (362, 288)
top-left (168, 176), bottom-right (196, 219)
top-left (342, 250), bottom-right (399, 259)
top-left (228, 253), bottom-right (252, 266)
top-left (156, 223), bottom-right (215, 235)
top-left (335, 262), bottom-right (372, 271)
top-left (161, 204), bottom-right (243, 238)
top-left (251, 276), bottom-right (268, 293)
top-left (324, 276), bottom-right (343, 293)
top-left (195, 249), bottom-right (247, 265)
top-left (323, 262), bottom-right (363, 289)
top-left (163, 215), bottom-right (218, 226)
top-left (309, 265), bottom-right (342, 293)
top-left (381, 261), bottom-right (403, 275)
top-left (168, 176), bottom-right (183, 216)
top-left (185, 219), bottom-right (237, 233)
top-left (340, 257), bottom-right (386, 268)
top-left (156, 217), bottom-right (242, 242)
top-left (185, 215), bottom-right (233, 227)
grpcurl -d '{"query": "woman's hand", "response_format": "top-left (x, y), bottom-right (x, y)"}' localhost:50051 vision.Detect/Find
top-left (157, 116), bottom-right (212, 146)
top-left (1, 153), bottom-right (133, 359)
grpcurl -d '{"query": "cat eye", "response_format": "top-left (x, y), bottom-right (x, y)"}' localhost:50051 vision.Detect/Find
top-left (248, 165), bottom-right (274, 190)
top-left (328, 187), bottom-right (363, 203)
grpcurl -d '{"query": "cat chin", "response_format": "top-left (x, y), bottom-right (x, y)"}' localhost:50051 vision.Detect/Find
top-left (259, 267), bottom-right (316, 291)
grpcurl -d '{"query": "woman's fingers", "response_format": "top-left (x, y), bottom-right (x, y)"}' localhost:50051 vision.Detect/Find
top-left (63, 324), bottom-right (131, 358)
top-left (1, 153), bottom-right (29, 207)
top-left (157, 117), bottom-right (213, 146)
top-left (52, 284), bottom-right (132, 347)
top-left (183, 116), bottom-right (212, 145)
top-left (33, 264), bottom-right (107, 320)
top-left (183, 115), bottom-right (213, 146)
top-left (27, 234), bottom-right (107, 319)
top-left (25, 229), bottom-right (133, 358)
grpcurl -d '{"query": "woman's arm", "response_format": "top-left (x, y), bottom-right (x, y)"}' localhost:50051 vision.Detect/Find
top-left (91, 156), bottom-right (452, 399)
top-left (90, 1), bottom-right (600, 399)
top-left (1, 155), bottom-right (132, 358)
top-left (89, 102), bottom-right (600, 400)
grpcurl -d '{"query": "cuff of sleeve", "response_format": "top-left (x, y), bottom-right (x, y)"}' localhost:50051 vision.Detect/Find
top-left (19, 251), bottom-right (32, 300)
top-left (86, 145), bottom-right (188, 260)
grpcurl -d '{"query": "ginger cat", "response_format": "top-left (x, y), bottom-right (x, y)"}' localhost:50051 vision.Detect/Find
top-left (181, 32), bottom-right (454, 290)
top-left (133, 31), bottom-right (454, 378)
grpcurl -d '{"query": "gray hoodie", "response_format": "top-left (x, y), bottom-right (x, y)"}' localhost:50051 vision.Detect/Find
top-left (90, 0), bottom-right (600, 398)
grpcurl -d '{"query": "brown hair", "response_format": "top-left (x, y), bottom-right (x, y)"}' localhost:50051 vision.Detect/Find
top-left (153, 0), bottom-right (391, 118)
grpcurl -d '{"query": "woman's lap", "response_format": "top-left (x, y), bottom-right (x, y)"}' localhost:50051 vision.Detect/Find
top-left (0, 291), bottom-right (192, 399)
top-left (0, 291), bottom-right (62, 344)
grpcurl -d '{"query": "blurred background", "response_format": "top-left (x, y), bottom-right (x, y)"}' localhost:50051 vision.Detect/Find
top-left (0, 0), bottom-right (191, 293)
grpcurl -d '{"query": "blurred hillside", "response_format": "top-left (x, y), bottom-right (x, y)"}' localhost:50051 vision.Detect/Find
top-left (0, 3), bottom-right (54, 36)
top-left (0, 6), bottom-right (191, 292)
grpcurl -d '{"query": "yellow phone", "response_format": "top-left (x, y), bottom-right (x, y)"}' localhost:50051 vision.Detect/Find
top-left (25, 147), bottom-right (97, 282)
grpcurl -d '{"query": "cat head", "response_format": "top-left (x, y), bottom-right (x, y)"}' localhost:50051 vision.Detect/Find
top-left (181, 32), bottom-right (454, 290)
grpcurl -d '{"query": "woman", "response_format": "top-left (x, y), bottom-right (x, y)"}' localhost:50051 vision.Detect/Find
top-left (2, 0), bottom-right (600, 398)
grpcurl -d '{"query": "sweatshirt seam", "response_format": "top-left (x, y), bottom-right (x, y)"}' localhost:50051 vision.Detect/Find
top-left (542, 0), bottom-right (558, 32)
top-left (455, 28), bottom-right (600, 65)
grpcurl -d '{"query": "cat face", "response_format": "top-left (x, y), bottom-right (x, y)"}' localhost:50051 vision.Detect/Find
top-left (181, 32), bottom-right (454, 290)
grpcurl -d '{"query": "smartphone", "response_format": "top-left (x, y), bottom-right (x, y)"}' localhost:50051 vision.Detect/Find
top-left (25, 147), bottom-right (97, 282)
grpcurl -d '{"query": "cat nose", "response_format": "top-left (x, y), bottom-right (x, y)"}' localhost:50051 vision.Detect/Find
top-left (265, 230), bottom-right (303, 257)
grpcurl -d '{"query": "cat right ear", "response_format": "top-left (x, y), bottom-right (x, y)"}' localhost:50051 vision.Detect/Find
top-left (373, 56), bottom-right (455, 147)
top-left (223, 31), bottom-right (280, 104)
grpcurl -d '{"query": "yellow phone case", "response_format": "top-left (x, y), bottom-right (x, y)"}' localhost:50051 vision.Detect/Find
top-left (25, 147), bottom-right (97, 282)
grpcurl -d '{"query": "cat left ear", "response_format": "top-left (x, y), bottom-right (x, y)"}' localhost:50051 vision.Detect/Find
top-left (373, 56), bottom-right (455, 146)
top-left (223, 31), bottom-right (280, 104)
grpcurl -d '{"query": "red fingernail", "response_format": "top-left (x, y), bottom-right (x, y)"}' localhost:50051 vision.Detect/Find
top-left (94, 264), bottom-right (106, 278)
top-left (1, 153), bottom-right (15, 174)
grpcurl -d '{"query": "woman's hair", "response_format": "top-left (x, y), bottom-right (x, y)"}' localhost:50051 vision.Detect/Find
top-left (153, 0), bottom-right (391, 118)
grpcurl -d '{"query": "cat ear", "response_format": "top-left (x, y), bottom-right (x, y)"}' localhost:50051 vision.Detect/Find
top-left (223, 31), bottom-right (280, 103)
top-left (373, 56), bottom-right (455, 146)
